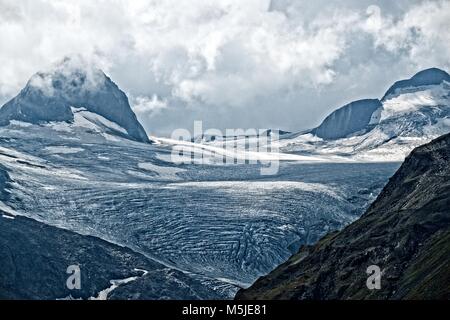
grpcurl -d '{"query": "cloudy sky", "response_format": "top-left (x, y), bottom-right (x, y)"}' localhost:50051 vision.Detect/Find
top-left (0, 0), bottom-right (449, 136)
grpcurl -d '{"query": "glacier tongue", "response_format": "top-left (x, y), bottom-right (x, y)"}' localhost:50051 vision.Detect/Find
top-left (0, 122), bottom-right (399, 297)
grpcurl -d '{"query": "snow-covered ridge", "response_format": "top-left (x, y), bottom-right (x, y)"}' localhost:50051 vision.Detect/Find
top-left (163, 69), bottom-right (449, 163)
top-left (382, 67), bottom-right (450, 101)
top-left (158, 71), bottom-right (449, 163)
top-left (276, 68), bottom-right (450, 162)
top-left (166, 73), bottom-right (449, 163)
top-left (380, 82), bottom-right (449, 121)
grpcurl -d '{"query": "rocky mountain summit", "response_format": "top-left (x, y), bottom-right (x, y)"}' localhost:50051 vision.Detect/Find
top-left (0, 57), bottom-right (149, 143)
top-left (382, 67), bottom-right (450, 101)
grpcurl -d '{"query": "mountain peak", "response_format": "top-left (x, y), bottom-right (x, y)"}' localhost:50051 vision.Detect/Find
top-left (382, 67), bottom-right (450, 101)
top-left (0, 57), bottom-right (150, 143)
top-left (411, 67), bottom-right (450, 82)
top-left (311, 67), bottom-right (450, 143)
top-left (26, 56), bottom-right (108, 97)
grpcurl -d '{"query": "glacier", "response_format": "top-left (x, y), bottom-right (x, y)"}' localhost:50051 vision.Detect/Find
top-left (1, 64), bottom-right (448, 299)
top-left (0, 121), bottom-right (398, 298)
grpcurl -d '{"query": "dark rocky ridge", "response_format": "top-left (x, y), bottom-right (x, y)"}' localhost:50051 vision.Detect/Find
top-left (236, 133), bottom-right (450, 300)
top-left (0, 57), bottom-right (150, 143)
top-left (0, 214), bottom-right (222, 300)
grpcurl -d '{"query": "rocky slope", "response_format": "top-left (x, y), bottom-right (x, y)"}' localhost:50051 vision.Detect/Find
top-left (0, 57), bottom-right (149, 143)
top-left (236, 133), bottom-right (450, 300)
top-left (0, 205), bottom-right (221, 299)
top-left (312, 99), bottom-right (382, 140)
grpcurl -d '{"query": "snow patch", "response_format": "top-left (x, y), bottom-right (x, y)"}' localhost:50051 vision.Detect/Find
top-left (9, 120), bottom-right (32, 127)
top-left (0, 201), bottom-right (18, 216)
top-left (102, 133), bottom-right (121, 142)
top-left (138, 162), bottom-right (186, 180)
top-left (46, 122), bottom-right (73, 133)
top-left (381, 83), bottom-right (449, 121)
top-left (90, 269), bottom-right (148, 300)
top-left (44, 146), bottom-right (84, 154)
top-left (71, 107), bottom-right (128, 134)
top-left (368, 107), bottom-right (382, 125)
top-left (155, 137), bottom-right (335, 163)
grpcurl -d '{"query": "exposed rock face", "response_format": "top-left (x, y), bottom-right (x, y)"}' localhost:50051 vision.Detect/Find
top-left (382, 68), bottom-right (450, 101)
top-left (0, 57), bottom-right (149, 143)
top-left (313, 99), bottom-right (382, 140)
top-left (236, 133), bottom-right (450, 300)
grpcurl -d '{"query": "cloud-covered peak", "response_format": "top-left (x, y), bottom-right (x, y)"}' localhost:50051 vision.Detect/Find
top-left (27, 55), bottom-right (107, 98)
top-left (0, 56), bottom-right (149, 143)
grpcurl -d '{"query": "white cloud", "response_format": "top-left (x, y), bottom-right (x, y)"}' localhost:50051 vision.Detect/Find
top-left (0, 0), bottom-right (449, 135)
top-left (362, 0), bottom-right (450, 65)
top-left (27, 56), bottom-right (107, 97)
top-left (132, 94), bottom-right (168, 115)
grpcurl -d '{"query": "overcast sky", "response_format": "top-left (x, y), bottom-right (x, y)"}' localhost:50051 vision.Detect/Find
top-left (0, 0), bottom-right (449, 136)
